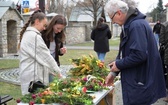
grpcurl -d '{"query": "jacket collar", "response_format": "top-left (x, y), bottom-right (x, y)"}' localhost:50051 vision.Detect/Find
top-left (119, 8), bottom-right (138, 50)
top-left (124, 7), bottom-right (138, 28)
top-left (26, 27), bottom-right (41, 35)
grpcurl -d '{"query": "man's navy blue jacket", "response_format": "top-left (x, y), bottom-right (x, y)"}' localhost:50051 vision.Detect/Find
top-left (115, 8), bottom-right (166, 105)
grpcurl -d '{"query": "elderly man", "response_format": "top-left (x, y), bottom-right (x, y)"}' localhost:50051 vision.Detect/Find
top-left (104, 0), bottom-right (166, 105)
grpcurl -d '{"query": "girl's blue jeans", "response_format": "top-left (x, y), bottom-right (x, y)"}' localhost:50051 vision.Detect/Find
top-left (97, 52), bottom-right (106, 62)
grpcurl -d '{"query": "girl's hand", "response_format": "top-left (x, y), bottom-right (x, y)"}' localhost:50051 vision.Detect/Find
top-left (60, 47), bottom-right (67, 54)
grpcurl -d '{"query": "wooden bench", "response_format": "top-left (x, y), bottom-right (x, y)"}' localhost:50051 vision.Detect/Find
top-left (0, 95), bottom-right (13, 105)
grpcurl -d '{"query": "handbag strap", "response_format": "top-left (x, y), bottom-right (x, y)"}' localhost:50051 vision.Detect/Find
top-left (34, 35), bottom-right (37, 81)
top-left (34, 35), bottom-right (44, 83)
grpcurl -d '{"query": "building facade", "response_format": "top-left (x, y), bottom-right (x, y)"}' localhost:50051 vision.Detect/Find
top-left (0, 1), bottom-right (23, 57)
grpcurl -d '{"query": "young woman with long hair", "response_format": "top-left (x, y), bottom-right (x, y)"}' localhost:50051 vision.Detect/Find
top-left (18, 10), bottom-right (61, 95)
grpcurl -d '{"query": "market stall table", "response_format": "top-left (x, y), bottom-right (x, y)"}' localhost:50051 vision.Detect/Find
top-left (92, 81), bottom-right (120, 105)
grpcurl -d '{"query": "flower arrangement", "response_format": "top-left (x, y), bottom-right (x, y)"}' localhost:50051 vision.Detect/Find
top-left (50, 75), bottom-right (108, 93)
top-left (17, 55), bottom-right (113, 105)
top-left (17, 75), bottom-right (109, 105)
top-left (17, 77), bottom-right (93, 104)
top-left (68, 55), bottom-right (110, 77)
top-left (17, 88), bottom-right (93, 105)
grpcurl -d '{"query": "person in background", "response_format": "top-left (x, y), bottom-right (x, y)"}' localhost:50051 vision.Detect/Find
top-left (41, 15), bottom-right (67, 82)
top-left (91, 17), bottom-right (112, 63)
top-left (18, 10), bottom-right (61, 95)
top-left (160, 21), bottom-right (168, 102)
top-left (153, 20), bottom-right (161, 47)
top-left (104, 0), bottom-right (166, 105)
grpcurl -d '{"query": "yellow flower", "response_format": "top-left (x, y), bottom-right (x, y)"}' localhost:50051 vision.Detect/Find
top-left (41, 99), bottom-right (45, 104)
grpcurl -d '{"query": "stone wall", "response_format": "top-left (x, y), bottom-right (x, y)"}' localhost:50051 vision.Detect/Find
top-left (113, 24), bottom-right (121, 37)
top-left (69, 22), bottom-right (92, 41)
top-left (65, 26), bottom-right (86, 45)
top-left (112, 22), bottom-right (155, 38)
top-left (0, 21), bottom-right (2, 56)
top-left (0, 9), bottom-right (22, 57)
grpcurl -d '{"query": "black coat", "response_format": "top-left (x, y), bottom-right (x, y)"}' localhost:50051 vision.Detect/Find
top-left (91, 24), bottom-right (112, 53)
top-left (153, 23), bottom-right (161, 34)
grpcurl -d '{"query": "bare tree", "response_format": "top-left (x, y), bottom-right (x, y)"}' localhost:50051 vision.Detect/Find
top-left (46, 0), bottom-right (50, 12)
top-left (72, 0), bottom-right (106, 27)
top-left (48, 0), bottom-right (56, 13)
top-left (55, 0), bottom-right (63, 15)
top-left (62, 0), bottom-right (72, 19)
top-left (47, 0), bottom-right (70, 16)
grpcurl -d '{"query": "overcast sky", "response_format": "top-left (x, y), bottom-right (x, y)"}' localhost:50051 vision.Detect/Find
top-left (136, 0), bottom-right (167, 13)
top-left (11, 0), bottom-right (168, 14)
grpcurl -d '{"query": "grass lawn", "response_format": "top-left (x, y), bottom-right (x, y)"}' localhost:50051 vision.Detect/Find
top-left (0, 82), bottom-right (21, 105)
top-left (60, 49), bottom-right (118, 65)
top-left (0, 39), bottom-right (119, 105)
top-left (0, 59), bottom-right (19, 70)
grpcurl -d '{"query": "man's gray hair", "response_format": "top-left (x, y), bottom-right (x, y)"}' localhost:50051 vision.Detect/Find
top-left (104, 0), bottom-right (129, 16)
top-left (122, 0), bottom-right (138, 9)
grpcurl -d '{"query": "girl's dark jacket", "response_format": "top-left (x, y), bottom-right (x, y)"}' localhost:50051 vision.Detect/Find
top-left (91, 24), bottom-right (112, 53)
top-left (115, 8), bottom-right (166, 105)
top-left (42, 33), bottom-right (63, 66)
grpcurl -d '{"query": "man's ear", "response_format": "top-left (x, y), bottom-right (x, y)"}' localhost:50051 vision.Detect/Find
top-left (118, 10), bottom-right (122, 16)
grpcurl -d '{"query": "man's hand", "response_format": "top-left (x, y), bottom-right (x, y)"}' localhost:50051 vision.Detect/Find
top-left (105, 73), bottom-right (115, 86)
top-left (109, 61), bottom-right (120, 72)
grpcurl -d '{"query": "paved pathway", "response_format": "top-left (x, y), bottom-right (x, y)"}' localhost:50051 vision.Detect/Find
top-left (0, 65), bottom-right (73, 85)
top-left (0, 68), bottom-right (20, 85)
top-left (65, 46), bottom-right (119, 50)
top-left (113, 81), bottom-right (168, 105)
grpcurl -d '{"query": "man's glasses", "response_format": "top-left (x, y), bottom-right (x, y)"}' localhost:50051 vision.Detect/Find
top-left (110, 11), bottom-right (117, 21)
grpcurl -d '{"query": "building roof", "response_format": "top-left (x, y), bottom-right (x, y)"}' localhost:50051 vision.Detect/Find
top-left (0, 7), bottom-right (8, 19)
top-left (46, 12), bottom-right (58, 17)
top-left (0, 1), bottom-right (16, 8)
top-left (0, 1), bottom-right (23, 20)
top-left (69, 6), bottom-right (111, 22)
top-left (77, 14), bottom-right (93, 21)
